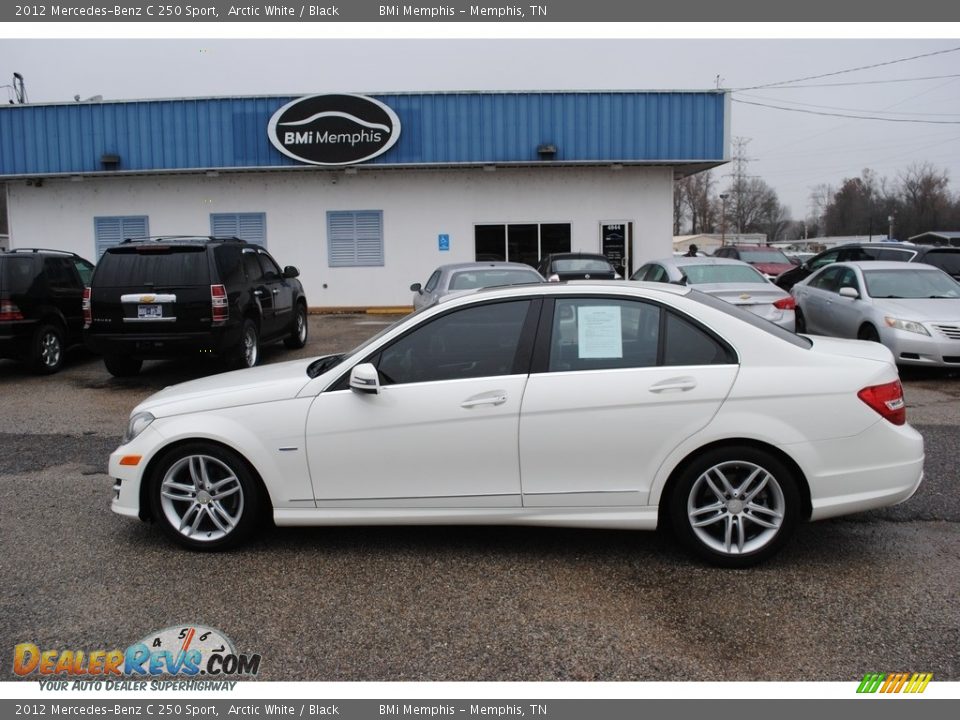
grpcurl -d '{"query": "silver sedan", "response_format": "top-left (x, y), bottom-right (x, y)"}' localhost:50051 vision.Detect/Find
top-left (631, 256), bottom-right (796, 330)
top-left (792, 261), bottom-right (960, 367)
top-left (410, 262), bottom-right (544, 311)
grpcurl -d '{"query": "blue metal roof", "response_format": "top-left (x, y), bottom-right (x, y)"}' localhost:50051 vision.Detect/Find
top-left (0, 91), bottom-right (728, 177)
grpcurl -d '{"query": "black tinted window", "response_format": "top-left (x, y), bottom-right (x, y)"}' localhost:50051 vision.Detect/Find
top-left (258, 251), bottom-right (282, 280)
top-left (809, 266), bottom-right (842, 291)
top-left (0, 257), bottom-right (40, 293)
top-left (663, 311), bottom-right (733, 366)
top-left (215, 245), bottom-right (244, 287)
top-left (242, 250), bottom-right (264, 282)
top-left (95, 247), bottom-right (209, 287)
top-left (376, 300), bottom-right (531, 385)
top-left (548, 298), bottom-right (660, 371)
top-left (43, 257), bottom-right (76, 290)
top-left (73, 260), bottom-right (94, 286)
top-left (920, 251), bottom-right (960, 275)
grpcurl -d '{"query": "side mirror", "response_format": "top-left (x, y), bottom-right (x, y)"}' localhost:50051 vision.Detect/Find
top-left (410, 282), bottom-right (422, 293)
top-left (283, 266), bottom-right (300, 279)
top-left (839, 286), bottom-right (860, 299)
top-left (349, 363), bottom-right (381, 394)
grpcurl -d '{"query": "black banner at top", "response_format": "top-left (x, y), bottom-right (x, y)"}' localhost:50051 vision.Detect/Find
top-left (3, 0), bottom-right (959, 22)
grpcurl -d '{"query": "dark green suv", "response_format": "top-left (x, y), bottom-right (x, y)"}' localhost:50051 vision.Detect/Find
top-left (84, 237), bottom-right (308, 377)
top-left (0, 248), bottom-right (95, 374)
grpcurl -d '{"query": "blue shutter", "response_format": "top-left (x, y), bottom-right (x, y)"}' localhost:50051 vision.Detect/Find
top-left (211, 212), bottom-right (266, 247)
top-left (327, 211), bottom-right (384, 267)
top-left (94, 216), bottom-right (148, 259)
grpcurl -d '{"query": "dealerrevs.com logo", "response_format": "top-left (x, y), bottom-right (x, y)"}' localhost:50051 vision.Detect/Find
top-left (267, 93), bottom-right (402, 166)
top-left (13, 624), bottom-right (261, 684)
top-left (856, 672), bottom-right (933, 694)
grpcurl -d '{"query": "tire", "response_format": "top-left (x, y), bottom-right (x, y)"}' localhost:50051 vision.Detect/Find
top-left (232, 318), bottom-right (260, 369)
top-left (104, 354), bottom-right (143, 377)
top-left (668, 446), bottom-right (800, 568)
top-left (858, 324), bottom-right (880, 342)
top-left (283, 303), bottom-right (308, 349)
top-left (794, 306), bottom-right (807, 334)
top-left (149, 442), bottom-right (262, 551)
top-left (30, 322), bottom-right (65, 375)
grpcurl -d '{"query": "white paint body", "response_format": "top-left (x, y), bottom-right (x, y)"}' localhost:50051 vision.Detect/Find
top-left (110, 283), bottom-right (924, 537)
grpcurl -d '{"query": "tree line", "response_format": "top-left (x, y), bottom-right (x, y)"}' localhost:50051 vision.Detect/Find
top-left (673, 162), bottom-right (960, 243)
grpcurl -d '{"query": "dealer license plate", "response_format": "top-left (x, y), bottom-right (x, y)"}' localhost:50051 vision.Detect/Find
top-left (137, 304), bottom-right (163, 319)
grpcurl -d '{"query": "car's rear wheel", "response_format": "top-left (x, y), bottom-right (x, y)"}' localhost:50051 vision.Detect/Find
top-left (284, 303), bottom-right (308, 349)
top-left (794, 306), bottom-right (807, 334)
top-left (858, 324), bottom-right (880, 342)
top-left (104, 354), bottom-right (143, 377)
top-left (149, 442), bottom-right (262, 551)
top-left (669, 446), bottom-right (799, 567)
top-left (232, 319), bottom-right (259, 369)
top-left (30, 322), bottom-right (65, 374)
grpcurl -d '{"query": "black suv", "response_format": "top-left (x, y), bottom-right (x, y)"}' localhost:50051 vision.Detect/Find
top-left (775, 242), bottom-right (960, 291)
top-left (84, 237), bottom-right (308, 377)
top-left (0, 248), bottom-right (95, 374)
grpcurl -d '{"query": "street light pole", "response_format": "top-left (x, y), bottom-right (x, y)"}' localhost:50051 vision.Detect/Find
top-left (888, 215), bottom-right (895, 241)
top-left (719, 193), bottom-right (729, 246)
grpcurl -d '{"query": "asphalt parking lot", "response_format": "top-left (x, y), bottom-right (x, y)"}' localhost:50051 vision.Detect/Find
top-left (1, 314), bottom-right (958, 682)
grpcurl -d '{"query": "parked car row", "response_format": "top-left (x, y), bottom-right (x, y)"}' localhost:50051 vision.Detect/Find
top-left (1, 237), bottom-right (308, 376)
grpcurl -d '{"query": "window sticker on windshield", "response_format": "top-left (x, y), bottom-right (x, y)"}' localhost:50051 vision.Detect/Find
top-left (578, 306), bottom-right (623, 358)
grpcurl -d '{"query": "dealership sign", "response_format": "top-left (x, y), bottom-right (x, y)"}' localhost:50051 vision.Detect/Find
top-left (267, 94), bottom-right (402, 166)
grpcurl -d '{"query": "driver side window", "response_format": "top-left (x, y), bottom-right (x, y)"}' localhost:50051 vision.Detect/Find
top-left (375, 300), bottom-right (531, 385)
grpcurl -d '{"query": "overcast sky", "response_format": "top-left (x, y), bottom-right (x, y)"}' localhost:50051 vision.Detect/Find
top-left (2, 37), bottom-right (959, 220)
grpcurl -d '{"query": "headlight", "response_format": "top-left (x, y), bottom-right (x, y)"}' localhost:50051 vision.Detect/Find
top-left (883, 317), bottom-right (930, 336)
top-left (123, 411), bottom-right (155, 444)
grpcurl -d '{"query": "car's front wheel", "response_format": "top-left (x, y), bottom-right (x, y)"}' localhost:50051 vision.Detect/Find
top-left (669, 446), bottom-right (800, 567)
top-left (149, 442), bottom-right (262, 550)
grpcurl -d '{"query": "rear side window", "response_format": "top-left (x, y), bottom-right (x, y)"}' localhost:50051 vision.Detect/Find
top-left (0, 257), bottom-right (41, 293)
top-left (94, 247), bottom-right (210, 287)
top-left (43, 257), bottom-right (77, 290)
top-left (214, 245), bottom-right (245, 287)
top-left (920, 251), bottom-right (960, 275)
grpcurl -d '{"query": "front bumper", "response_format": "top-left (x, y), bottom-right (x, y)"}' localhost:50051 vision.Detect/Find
top-left (880, 325), bottom-right (960, 367)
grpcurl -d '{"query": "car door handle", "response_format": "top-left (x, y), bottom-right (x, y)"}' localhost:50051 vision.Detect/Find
top-left (461, 392), bottom-right (507, 408)
top-left (649, 377), bottom-right (697, 393)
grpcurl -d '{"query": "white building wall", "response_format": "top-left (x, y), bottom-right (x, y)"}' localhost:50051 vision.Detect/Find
top-left (7, 166), bottom-right (674, 308)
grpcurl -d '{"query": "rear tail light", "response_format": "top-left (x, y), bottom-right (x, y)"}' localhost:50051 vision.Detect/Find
top-left (82, 287), bottom-right (91, 328)
top-left (858, 380), bottom-right (906, 426)
top-left (211, 284), bottom-right (228, 325)
top-left (0, 299), bottom-right (24, 321)
top-left (773, 296), bottom-right (796, 310)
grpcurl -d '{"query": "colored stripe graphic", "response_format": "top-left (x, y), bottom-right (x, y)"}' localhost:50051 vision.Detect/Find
top-left (857, 672), bottom-right (932, 693)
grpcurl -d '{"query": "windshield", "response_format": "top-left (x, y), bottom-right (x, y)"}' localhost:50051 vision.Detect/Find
top-left (553, 258), bottom-right (613, 272)
top-left (680, 264), bottom-right (768, 285)
top-left (737, 249), bottom-right (791, 264)
top-left (864, 269), bottom-right (960, 299)
top-left (449, 269), bottom-right (541, 290)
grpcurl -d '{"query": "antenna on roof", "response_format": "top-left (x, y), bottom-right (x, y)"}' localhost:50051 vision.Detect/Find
top-left (12, 72), bottom-right (26, 104)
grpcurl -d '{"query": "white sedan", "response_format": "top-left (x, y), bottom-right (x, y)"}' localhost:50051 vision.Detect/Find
top-left (110, 282), bottom-right (924, 567)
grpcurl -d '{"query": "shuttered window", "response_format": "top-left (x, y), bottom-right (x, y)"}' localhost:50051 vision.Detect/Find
top-left (93, 216), bottom-right (149, 259)
top-left (210, 212), bottom-right (267, 247)
top-left (327, 211), bottom-right (384, 267)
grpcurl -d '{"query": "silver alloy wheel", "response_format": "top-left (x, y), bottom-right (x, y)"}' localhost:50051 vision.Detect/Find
top-left (159, 454), bottom-right (245, 542)
top-left (243, 324), bottom-right (258, 367)
top-left (40, 330), bottom-right (62, 368)
top-left (686, 460), bottom-right (785, 556)
top-left (296, 309), bottom-right (307, 343)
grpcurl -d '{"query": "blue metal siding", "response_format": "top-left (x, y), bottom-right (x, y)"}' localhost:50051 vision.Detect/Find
top-left (0, 91), bottom-right (727, 177)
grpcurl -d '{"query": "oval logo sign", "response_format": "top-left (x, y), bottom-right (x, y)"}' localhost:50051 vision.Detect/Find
top-left (267, 94), bottom-right (401, 166)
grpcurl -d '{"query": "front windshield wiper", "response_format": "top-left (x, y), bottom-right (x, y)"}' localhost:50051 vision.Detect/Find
top-left (307, 353), bottom-right (346, 378)
top-left (927, 295), bottom-right (959, 299)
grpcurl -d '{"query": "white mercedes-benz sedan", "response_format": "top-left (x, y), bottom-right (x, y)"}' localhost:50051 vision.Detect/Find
top-left (109, 282), bottom-right (924, 567)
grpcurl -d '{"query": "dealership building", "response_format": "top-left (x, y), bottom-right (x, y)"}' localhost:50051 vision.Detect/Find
top-left (0, 90), bottom-right (728, 309)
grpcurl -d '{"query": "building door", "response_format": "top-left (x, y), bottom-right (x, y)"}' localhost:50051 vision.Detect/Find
top-left (600, 222), bottom-right (632, 277)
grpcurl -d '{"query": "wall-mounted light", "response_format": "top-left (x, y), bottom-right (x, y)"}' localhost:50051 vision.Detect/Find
top-left (537, 144), bottom-right (557, 159)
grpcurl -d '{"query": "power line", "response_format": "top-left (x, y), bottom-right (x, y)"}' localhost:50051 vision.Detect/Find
top-left (736, 92), bottom-right (960, 118)
top-left (746, 73), bottom-right (960, 89)
top-left (732, 98), bottom-right (960, 124)
top-left (732, 46), bottom-right (960, 91)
